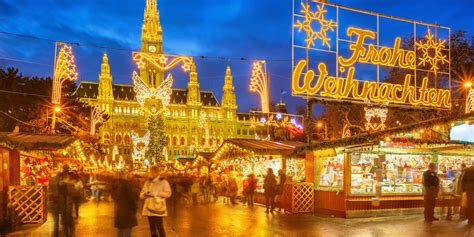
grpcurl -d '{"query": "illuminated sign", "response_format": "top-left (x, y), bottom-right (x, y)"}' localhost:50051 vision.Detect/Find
top-left (292, 1), bottom-right (451, 109)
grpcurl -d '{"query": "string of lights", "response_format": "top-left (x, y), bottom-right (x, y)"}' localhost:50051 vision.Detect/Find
top-left (0, 31), bottom-right (291, 62)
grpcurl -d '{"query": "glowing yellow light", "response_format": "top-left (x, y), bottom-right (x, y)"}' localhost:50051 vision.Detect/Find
top-left (90, 105), bottom-right (105, 135)
top-left (54, 106), bottom-right (61, 113)
top-left (416, 28), bottom-right (448, 75)
top-left (249, 61), bottom-right (270, 113)
top-left (420, 129), bottom-right (424, 133)
top-left (451, 123), bottom-right (455, 126)
top-left (132, 72), bottom-right (173, 116)
top-left (317, 122), bottom-right (323, 128)
top-left (385, 137), bottom-right (391, 142)
top-left (465, 82), bottom-right (473, 88)
top-left (52, 44), bottom-right (78, 105)
top-left (364, 107), bottom-right (388, 131)
top-left (292, 59), bottom-right (451, 108)
top-left (294, 2), bottom-right (336, 48)
top-left (466, 86), bottom-right (473, 114)
top-left (132, 52), bottom-right (193, 72)
top-left (435, 126), bottom-right (440, 130)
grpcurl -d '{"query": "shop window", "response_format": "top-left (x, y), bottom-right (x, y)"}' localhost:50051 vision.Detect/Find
top-left (180, 137), bottom-right (185, 146)
top-left (103, 134), bottom-right (110, 144)
top-left (115, 134), bottom-right (122, 144)
top-left (249, 129), bottom-right (255, 135)
top-left (243, 129), bottom-right (248, 135)
top-left (317, 154), bottom-right (344, 189)
top-left (201, 137), bottom-right (206, 145)
top-left (216, 138), bottom-right (220, 145)
top-left (438, 156), bottom-right (474, 193)
top-left (209, 138), bottom-right (213, 146)
top-left (350, 153), bottom-right (430, 195)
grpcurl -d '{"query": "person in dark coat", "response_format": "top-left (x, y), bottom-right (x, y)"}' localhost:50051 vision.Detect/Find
top-left (112, 173), bottom-right (138, 237)
top-left (47, 170), bottom-right (62, 237)
top-left (422, 162), bottom-right (440, 222)
top-left (462, 165), bottom-right (474, 225)
top-left (263, 168), bottom-right (278, 214)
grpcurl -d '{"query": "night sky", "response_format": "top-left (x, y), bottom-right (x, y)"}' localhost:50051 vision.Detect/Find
top-left (0, 0), bottom-right (473, 114)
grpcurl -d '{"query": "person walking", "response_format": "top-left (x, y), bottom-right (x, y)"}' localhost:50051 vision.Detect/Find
top-left (140, 166), bottom-right (172, 237)
top-left (276, 169), bottom-right (287, 212)
top-left (242, 176), bottom-right (250, 205)
top-left (423, 162), bottom-right (440, 222)
top-left (264, 168), bottom-right (278, 214)
top-left (70, 171), bottom-right (83, 219)
top-left (112, 173), bottom-right (138, 237)
top-left (461, 165), bottom-right (474, 225)
top-left (228, 176), bottom-right (238, 205)
top-left (47, 169), bottom-right (63, 237)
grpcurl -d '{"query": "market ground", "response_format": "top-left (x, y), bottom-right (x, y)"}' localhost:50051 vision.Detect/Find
top-left (4, 199), bottom-right (474, 237)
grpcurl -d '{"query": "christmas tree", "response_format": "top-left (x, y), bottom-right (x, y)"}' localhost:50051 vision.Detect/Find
top-left (145, 115), bottom-right (166, 165)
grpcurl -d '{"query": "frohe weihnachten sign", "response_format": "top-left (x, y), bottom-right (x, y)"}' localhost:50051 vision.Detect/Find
top-left (292, 1), bottom-right (451, 109)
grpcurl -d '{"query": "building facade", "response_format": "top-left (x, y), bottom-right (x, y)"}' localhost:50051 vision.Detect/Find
top-left (75, 0), bottom-right (255, 162)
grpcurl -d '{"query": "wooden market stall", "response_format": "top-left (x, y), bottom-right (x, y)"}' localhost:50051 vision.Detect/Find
top-left (299, 113), bottom-right (474, 218)
top-left (212, 139), bottom-right (314, 213)
top-left (0, 132), bottom-right (77, 226)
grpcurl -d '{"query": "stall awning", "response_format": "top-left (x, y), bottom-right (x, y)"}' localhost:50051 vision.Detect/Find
top-left (0, 132), bottom-right (76, 151)
top-left (295, 112), bottom-right (474, 153)
top-left (213, 139), bottom-right (306, 161)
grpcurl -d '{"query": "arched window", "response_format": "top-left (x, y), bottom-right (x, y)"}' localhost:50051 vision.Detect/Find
top-left (216, 138), bottom-right (220, 145)
top-left (173, 137), bottom-right (177, 146)
top-left (201, 136), bottom-right (206, 145)
top-left (180, 137), bottom-right (185, 146)
top-left (103, 134), bottom-right (110, 144)
top-left (123, 134), bottom-right (131, 144)
top-left (209, 138), bottom-right (213, 146)
top-left (115, 134), bottom-right (122, 144)
top-left (166, 136), bottom-right (170, 146)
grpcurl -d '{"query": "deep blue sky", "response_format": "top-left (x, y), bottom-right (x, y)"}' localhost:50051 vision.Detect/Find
top-left (0, 0), bottom-right (473, 114)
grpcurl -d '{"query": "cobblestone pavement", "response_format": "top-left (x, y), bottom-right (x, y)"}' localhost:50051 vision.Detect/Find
top-left (5, 199), bottom-right (474, 237)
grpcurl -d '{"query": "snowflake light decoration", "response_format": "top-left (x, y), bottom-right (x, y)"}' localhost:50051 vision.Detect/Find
top-left (294, 2), bottom-right (337, 49)
top-left (415, 28), bottom-right (448, 75)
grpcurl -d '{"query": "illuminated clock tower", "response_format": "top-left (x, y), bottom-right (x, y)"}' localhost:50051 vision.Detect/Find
top-left (140, 0), bottom-right (164, 88)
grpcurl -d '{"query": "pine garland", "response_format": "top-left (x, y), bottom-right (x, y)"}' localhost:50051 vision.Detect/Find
top-left (145, 115), bottom-right (166, 165)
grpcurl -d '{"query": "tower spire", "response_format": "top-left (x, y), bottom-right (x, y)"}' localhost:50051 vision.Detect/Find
top-left (98, 51), bottom-right (114, 111)
top-left (221, 66), bottom-right (237, 115)
top-left (141, 0), bottom-right (163, 53)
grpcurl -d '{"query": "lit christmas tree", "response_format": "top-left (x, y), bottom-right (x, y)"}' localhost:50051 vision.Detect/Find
top-left (145, 115), bottom-right (166, 165)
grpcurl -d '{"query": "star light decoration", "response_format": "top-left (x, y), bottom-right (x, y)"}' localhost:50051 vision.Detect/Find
top-left (52, 43), bottom-right (78, 105)
top-left (249, 61), bottom-right (270, 113)
top-left (415, 28), bottom-right (449, 75)
top-left (294, 2), bottom-right (337, 49)
top-left (364, 107), bottom-right (388, 131)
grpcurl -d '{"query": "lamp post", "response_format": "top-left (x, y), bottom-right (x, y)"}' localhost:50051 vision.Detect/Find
top-left (51, 105), bottom-right (61, 133)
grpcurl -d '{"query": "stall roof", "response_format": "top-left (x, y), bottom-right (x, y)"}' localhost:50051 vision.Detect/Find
top-left (0, 132), bottom-right (76, 151)
top-left (296, 112), bottom-right (474, 153)
top-left (213, 139), bottom-right (306, 161)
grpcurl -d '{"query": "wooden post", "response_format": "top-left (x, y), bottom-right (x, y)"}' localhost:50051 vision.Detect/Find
top-left (306, 100), bottom-right (313, 144)
top-left (305, 151), bottom-right (314, 183)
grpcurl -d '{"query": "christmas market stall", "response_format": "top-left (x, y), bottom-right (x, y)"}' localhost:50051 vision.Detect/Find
top-left (212, 139), bottom-right (314, 212)
top-left (0, 132), bottom-right (78, 225)
top-left (301, 114), bottom-right (474, 218)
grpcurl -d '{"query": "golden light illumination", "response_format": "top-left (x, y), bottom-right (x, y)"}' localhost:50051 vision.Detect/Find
top-left (90, 105), bottom-right (105, 135)
top-left (292, 60), bottom-right (451, 108)
top-left (132, 71), bottom-right (173, 116)
top-left (415, 28), bottom-right (449, 75)
top-left (465, 81), bottom-right (473, 88)
top-left (364, 107), bottom-right (388, 131)
top-left (294, 2), bottom-right (336, 48)
top-left (53, 106), bottom-right (61, 113)
top-left (52, 44), bottom-right (78, 105)
top-left (467, 87), bottom-right (474, 114)
top-left (292, 1), bottom-right (451, 109)
top-left (249, 61), bottom-right (270, 113)
top-left (132, 52), bottom-right (193, 72)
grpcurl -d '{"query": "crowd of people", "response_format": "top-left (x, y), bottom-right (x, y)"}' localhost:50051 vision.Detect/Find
top-left (423, 162), bottom-right (474, 224)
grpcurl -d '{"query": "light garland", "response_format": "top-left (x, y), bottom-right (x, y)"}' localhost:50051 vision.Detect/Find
top-left (52, 43), bottom-right (78, 105)
top-left (249, 61), bottom-right (270, 113)
top-left (294, 2), bottom-right (336, 49)
top-left (250, 111), bottom-right (304, 134)
top-left (132, 52), bottom-right (193, 72)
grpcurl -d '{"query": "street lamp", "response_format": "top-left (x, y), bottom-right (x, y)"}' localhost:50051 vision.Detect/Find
top-left (314, 121), bottom-right (327, 140)
top-left (51, 105), bottom-right (61, 132)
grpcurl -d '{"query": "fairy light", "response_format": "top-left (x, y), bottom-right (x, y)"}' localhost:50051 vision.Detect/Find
top-left (249, 61), bottom-right (270, 113)
top-left (364, 107), bottom-right (388, 131)
top-left (132, 130), bottom-right (150, 163)
top-left (52, 43), bottom-right (78, 105)
top-left (132, 72), bottom-right (173, 116)
top-left (90, 105), bottom-right (105, 135)
top-left (415, 28), bottom-right (449, 75)
top-left (132, 52), bottom-right (193, 72)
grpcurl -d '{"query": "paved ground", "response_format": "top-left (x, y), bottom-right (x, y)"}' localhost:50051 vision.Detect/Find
top-left (5, 198), bottom-right (474, 237)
